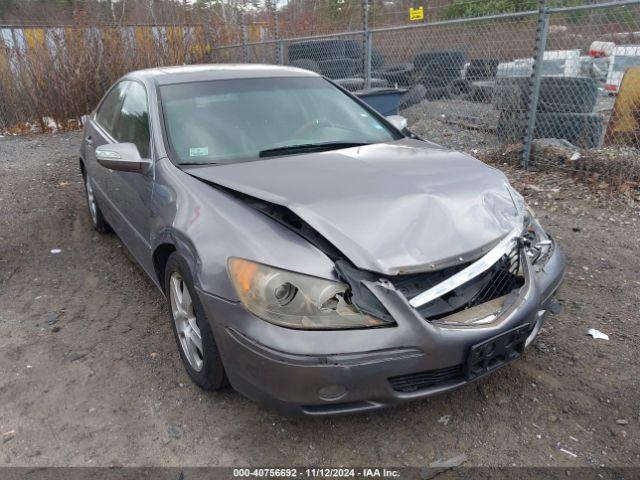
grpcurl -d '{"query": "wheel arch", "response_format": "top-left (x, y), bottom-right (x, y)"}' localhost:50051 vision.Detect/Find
top-left (153, 243), bottom-right (176, 294)
top-left (152, 229), bottom-right (202, 295)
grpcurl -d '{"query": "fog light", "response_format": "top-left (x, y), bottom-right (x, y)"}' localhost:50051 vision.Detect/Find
top-left (318, 384), bottom-right (347, 401)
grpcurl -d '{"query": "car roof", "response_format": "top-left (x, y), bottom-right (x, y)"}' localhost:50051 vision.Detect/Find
top-left (127, 64), bottom-right (321, 85)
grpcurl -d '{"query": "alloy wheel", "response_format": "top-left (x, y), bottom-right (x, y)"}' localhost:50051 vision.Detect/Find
top-left (85, 176), bottom-right (98, 225)
top-left (169, 272), bottom-right (204, 372)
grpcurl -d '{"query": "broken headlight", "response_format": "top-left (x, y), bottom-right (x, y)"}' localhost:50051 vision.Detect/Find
top-left (523, 206), bottom-right (553, 265)
top-left (228, 258), bottom-right (392, 330)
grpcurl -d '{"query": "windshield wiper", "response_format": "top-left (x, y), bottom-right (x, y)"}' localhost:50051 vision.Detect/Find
top-left (258, 141), bottom-right (371, 158)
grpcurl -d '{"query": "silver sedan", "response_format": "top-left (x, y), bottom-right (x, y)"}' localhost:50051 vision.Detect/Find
top-left (79, 64), bottom-right (565, 416)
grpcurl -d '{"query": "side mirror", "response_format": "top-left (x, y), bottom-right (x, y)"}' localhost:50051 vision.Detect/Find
top-left (95, 143), bottom-right (151, 173)
top-left (386, 115), bottom-right (408, 131)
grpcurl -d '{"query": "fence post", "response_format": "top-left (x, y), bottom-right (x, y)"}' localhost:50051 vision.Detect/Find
top-left (522, 1), bottom-right (550, 169)
top-left (241, 8), bottom-right (250, 63)
top-left (362, 0), bottom-right (372, 89)
top-left (278, 40), bottom-right (285, 65)
top-left (269, 0), bottom-right (282, 65)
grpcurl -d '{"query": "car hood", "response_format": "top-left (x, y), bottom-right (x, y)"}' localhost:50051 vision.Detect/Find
top-left (184, 140), bottom-right (522, 275)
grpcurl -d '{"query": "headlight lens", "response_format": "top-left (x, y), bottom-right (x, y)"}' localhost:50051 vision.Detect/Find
top-left (523, 205), bottom-right (553, 265)
top-left (228, 258), bottom-right (392, 330)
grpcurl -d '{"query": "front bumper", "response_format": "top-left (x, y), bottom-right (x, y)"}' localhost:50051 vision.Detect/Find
top-left (198, 244), bottom-right (565, 416)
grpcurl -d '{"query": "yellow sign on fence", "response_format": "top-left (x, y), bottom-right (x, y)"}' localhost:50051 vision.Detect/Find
top-left (409, 6), bottom-right (424, 21)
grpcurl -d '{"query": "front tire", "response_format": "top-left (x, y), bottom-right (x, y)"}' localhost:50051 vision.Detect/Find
top-left (164, 252), bottom-right (227, 390)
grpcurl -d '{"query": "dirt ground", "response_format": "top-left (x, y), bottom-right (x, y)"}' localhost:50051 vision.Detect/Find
top-left (0, 131), bottom-right (639, 468)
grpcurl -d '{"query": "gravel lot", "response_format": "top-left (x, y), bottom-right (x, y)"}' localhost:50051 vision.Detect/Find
top-left (0, 130), bottom-right (639, 467)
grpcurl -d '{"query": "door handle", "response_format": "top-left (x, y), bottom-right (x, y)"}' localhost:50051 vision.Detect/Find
top-left (85, 135), bottom-right (94, 146)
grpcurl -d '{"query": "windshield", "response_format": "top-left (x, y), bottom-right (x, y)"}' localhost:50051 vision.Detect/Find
top-left (612, 55), bottom-right (640, 72)
top-left (159, 77), bottom-right (398, 164)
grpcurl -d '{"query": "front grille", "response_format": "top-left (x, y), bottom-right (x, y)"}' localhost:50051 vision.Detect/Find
top-left (409, 243), bottom-right (524, 320)
top-left (468, 243), bottom-right (521, 307)
top-left (389, 364), bottom-right (464, 393)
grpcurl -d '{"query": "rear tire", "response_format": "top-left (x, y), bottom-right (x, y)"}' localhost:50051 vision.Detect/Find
top-left (82, 169), bottom-right (111, 233)
top-left (164, 252), bottom-right (227, 390)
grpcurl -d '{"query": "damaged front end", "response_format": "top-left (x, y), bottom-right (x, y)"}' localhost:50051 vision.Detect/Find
top-left (336, 241), bottom-right (523, 329)
top-left (188, 172), bottom-right (565, 414)
top-left (337, 230), bottom-right (525, 329)
top-left (196, 167), bottom-right (560, 333)
top-left (220, 179), bottom-right (557, 332)
top-left (335, 207), bottom-right (560, 330)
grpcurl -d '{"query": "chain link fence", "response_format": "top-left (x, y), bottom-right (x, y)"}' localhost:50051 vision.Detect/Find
top-left (370, 11), bottom-right (542, 156)
top-left (2, 0), bottom-right (640, 187)
top-left (528, 2), bottom-right (640, 186)
top-left (224, 0), bottom-right (640, 186)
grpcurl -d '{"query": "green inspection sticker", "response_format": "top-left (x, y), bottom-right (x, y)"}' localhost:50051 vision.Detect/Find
top-left (189, 146), bottom-right (209, 157)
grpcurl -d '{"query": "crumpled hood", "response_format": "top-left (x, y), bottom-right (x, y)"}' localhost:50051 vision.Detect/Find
top-left (185, 139), bottom-right (522, 275)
